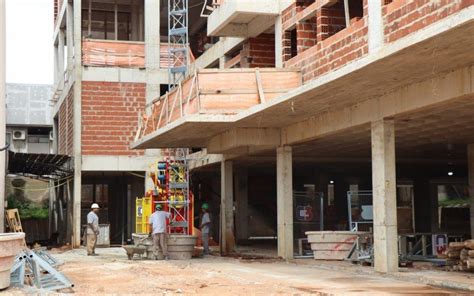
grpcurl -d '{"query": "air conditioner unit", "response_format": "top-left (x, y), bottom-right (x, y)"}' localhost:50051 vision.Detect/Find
top-left (49, 131), bottom-right (54, 141)
top-left (12, 130), bottom-right (26, 141)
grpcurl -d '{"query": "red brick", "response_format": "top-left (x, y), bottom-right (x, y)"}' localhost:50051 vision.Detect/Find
top-left (81, 81), bottom-right (146, 156)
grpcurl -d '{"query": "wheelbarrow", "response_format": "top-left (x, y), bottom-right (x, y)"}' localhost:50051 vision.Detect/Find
top-left (123, 245), bottom-right (148, 260)
top-left (123, 236), bottom-right (150, 260)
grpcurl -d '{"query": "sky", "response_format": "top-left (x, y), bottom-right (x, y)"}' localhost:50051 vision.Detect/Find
top-left (6, 0), bottom-right (53, 85)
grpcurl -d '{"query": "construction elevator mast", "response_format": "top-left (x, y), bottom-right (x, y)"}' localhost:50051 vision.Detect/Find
top-left (168, 0), bottom-right (189, 88)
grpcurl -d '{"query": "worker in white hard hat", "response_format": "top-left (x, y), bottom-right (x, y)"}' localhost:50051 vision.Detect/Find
top-left (86, 203), bottom-right (100, 256)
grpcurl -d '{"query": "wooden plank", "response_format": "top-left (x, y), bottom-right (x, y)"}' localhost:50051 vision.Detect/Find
top-left (179, 82), bottom-right (183, 117)
top-left (224, 54), bottom-right (241, 69)
top-left (464, 240), bottom-right (474, 250)
top-left (199, 89), bottom-right (294, 95)
top-left (255, 68), bottom-right (266, 104)
top-left (184, 75), bottom-right (196, 115)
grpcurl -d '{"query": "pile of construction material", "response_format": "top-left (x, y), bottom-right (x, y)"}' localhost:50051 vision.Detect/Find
top-left (10, 248), bottom-right (73, 291)
top-left (445, 240), bottom-right (474, 272)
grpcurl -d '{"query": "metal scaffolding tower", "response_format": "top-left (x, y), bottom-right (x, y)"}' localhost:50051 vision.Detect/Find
top-left (168, 0), bottom-right (189, 88)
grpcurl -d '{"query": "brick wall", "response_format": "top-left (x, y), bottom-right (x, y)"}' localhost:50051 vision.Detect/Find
top-left (81, 81), bottom-right (146, 156)
top-left (317, 7), bottom-right (346, 42)
top-left (284, 1), bottom-right (368, 83)
top-left (54, 0), bottom-right (58, 23)
top-left (383, 0), bottom-right (474, 43)
top-left (240, 33), bottom-right (275, 68)
top-left (54, 0), bottom-right (63, 25)
top-left (58, 91), bottom-right (74, 155)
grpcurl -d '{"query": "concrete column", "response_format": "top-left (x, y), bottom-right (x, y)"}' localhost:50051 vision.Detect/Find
top-left (220, 160), bottom-right (235, 254)
top-left (66, 3), bottom-right (74, 73)
top-left (0, 0), bottom-right (6, 232)
top-left (371, 119), bottom-right (398, 273)
top-left (235, 169), bottom-right (248, 241)
top-left (144, 0), bottom-right (161, 104)
top-left (72, 0), bottom-right (82, 247)
top-left (368, 0), bottom-right (384, 53)
top-left (53, 44), bottom-right (59, 86)
top-left (274, 14), bottom-right (283, 67)
top-left (143, 0), bottom-right (162, 173)
top-left (58, 29), bottom-right (65, 83)
top-left (468, 144), bottom-right (474, 238)
top-left (277, 146), bottom-right (293, 259)
top-left (219, 56), bottom-right (228, 69)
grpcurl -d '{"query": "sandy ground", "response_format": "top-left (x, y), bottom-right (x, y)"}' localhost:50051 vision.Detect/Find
top-left (3, 247), bottom-right (468, 295)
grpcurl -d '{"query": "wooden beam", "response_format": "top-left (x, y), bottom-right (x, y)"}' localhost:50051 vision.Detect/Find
top-left (255, 68), bottom-right (266, 104)
top-left (224, 53), bottom-right (241, 69)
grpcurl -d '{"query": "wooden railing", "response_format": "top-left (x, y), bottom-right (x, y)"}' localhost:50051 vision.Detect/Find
top-left (136, 68), bottom-right (302, 140)
top-left (82, 39), bottom-right (196, 68)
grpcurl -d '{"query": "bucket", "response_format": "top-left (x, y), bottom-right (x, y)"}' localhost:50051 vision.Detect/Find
top-left (0, 233), bottom-right (25, 289)
top-left (167, 235), bottom-right (197, 260)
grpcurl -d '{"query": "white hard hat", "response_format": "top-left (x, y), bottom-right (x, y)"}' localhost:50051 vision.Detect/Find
top-left (91, 203), bottom-right (100, 209)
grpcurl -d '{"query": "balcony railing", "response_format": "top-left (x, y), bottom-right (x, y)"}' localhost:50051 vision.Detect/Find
top-left (136, 68), bottom-right (301, 140)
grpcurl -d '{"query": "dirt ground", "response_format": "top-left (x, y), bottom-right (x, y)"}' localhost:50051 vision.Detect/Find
top-left (4, 247), bottom-right (468, 295)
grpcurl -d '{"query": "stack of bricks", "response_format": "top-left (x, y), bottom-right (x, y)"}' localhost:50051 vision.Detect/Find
top-left (240, 33), bottom-right (275, 68)
top-left (383, 0), bottom-right (474, 43)
top-left (81, 81), bottom-right (146, 156)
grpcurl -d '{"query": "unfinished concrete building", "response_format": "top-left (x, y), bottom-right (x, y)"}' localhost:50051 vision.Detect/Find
top-left (132, 0), bottom-right (474, 273)
top-left (51, 0), bottom-right (226, 247)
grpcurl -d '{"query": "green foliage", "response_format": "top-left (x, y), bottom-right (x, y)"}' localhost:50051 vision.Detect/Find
top-left (7, 195), bottom-right (49, 220)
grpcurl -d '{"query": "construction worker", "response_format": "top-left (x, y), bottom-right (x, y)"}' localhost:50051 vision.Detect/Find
top-left (149, 204), bottom-right (171, 260)
top-left (200, 203), bottom-right (211, 255)
top-left (87, 203), bottom-right (100, 256)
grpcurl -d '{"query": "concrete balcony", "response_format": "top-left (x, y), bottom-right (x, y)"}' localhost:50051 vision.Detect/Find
top-left (132, 68), bottom-right (302, 149)
top-left (207, 0), bottom-right (280, 37)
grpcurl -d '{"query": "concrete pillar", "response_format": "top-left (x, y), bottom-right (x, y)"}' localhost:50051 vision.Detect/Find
top-left (274, 13), bottom-right (283, 68)
top-left (220, 160), bottom-right (235, 254)
top-left (58, 29), bottom-right (65, 83)
top-left (144, 0), bottom-right (161, 104)
top-left (66, 3), bottom-right (74, 73)
top-left (0, 0), bottom-right (6, 232)
top-left (143, 0), bottom-right (162, 178)
top-left (219, 56), bottom-right (228, 69)
top-left (277, 146), bottom-right (293, 259)
top-left (72, 0), bottom-right (82, 247)
top-left (235, 169), bottom-right (248, 241)
top-left (368, 0), bottom-right (384, 53)
top-left (468, 144), bottom-right (474, 238)
top-left (53, 44), bottom-right (59, 86)
top-left (371, 119), bottom-right (398, 273)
